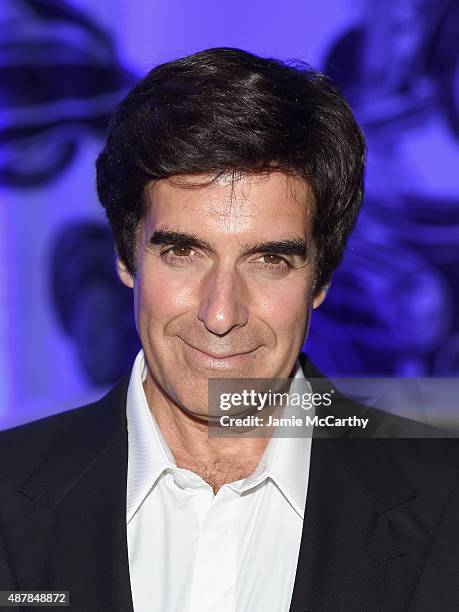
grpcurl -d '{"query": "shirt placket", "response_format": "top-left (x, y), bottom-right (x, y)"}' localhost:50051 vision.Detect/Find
top-left (189, 484), bottom-right (238, 612)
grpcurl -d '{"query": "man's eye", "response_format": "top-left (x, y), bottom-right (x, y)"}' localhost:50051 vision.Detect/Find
top-left (250, 253), bottom-right (292, 273)
top-left (262, 254), bottom-right (284, 265)
top-left (171, 245), bottom-right (193, 257)
top-left (161, 245), bottom-right (198, 265)
top-left (257, 253), bottom-right (290, 267)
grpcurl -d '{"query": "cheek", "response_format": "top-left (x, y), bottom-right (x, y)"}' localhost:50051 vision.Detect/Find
top-left (134, 267), bottom-right (196, 328)
top-left (253, 280), bottom-right (310, 334)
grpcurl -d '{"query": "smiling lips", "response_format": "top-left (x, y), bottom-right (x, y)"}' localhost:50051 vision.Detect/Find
top-left (180, 338), bottom-right (258, 365)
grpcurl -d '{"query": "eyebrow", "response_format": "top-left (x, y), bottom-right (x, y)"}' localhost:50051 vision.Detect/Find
top-left (149, 229), bottom-right (310, 260)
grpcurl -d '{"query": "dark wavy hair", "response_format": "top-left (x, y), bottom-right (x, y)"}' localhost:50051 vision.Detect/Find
top-left (96, 47), bottom-right (366, 292)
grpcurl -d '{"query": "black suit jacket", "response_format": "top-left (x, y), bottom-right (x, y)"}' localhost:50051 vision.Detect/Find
top-left (1, 353), bottom-right (459, 611)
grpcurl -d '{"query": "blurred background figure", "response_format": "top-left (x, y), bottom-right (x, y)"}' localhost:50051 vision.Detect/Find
top-left (1, 0), bottom-right (458, 429)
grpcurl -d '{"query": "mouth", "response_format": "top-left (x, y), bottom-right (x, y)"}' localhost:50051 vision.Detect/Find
top-left (179, 338), bottom-right (259, 369)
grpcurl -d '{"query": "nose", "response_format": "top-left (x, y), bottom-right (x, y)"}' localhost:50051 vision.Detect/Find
top-left (197, 265), bottom-right (249, 335)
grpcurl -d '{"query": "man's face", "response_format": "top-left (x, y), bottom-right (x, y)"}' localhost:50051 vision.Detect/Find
top-left (118, 172), bottom-right (327, 419)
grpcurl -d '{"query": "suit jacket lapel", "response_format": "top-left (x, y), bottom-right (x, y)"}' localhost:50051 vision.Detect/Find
top-left (289, 355), bottom-right (450, 612)
top-left (1, 377), bottom-right (134, 612)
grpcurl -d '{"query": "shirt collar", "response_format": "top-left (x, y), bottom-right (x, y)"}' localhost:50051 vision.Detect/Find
top-left (126, 350), bottom-right (312, 523)
top-left (126, 350), bottom-right (176, 523)
top-left (230, 359), bottom-right (312, 519)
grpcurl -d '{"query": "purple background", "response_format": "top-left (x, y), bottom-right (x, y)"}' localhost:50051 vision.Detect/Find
top-left (1, 0), bottom-right (458, 429)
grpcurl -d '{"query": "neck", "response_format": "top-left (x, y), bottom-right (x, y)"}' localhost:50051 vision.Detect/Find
top-left (143, 374), bottom-right (271, 472)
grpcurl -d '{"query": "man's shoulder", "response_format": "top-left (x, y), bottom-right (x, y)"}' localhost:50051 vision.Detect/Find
top-left (0, 374), bottom-right (130, 488)
top-left (0, 401), bottom-right (96, 451)
top-left (299, 352), bottom-right (459, 477)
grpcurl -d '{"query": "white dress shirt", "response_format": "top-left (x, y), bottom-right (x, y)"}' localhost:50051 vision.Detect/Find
top-left (126, 350), bottom-right (312, 612)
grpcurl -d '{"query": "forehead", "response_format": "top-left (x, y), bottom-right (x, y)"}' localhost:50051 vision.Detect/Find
top-left (142, 171), bottom-right (314, 240)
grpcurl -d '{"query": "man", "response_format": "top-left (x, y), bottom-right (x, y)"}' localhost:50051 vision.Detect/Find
top-left (1, 48), bottom-right (458, 612)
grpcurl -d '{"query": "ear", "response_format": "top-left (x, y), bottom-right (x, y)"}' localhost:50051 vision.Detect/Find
top-left (116, 258), bottom-right (134, 289)
top-left (312, 283), bottom-right (330, 309)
